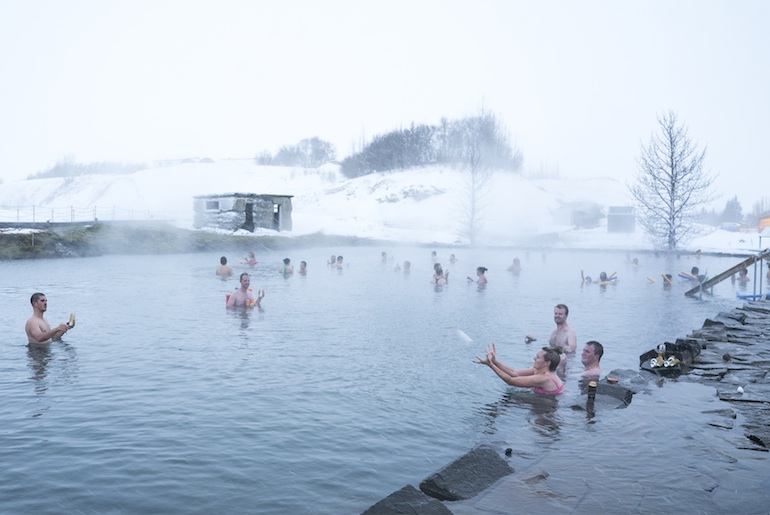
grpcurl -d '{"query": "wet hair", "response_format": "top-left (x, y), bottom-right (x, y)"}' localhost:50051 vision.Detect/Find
top-left (300, 261), bottom-right (307, 267)
top-left (477, 267), bottom-right (487, 273)
top-left (239, 272), bottom-right (250, 282)
top-left (586, 340), bottom-right (604, 361)
top-left (691, 266), bottom-right (700, 276)
top-left (555, 303), bottom-right (569, 316)
top-left (404, 260), bottom-right (411, 269)
top-left (220, 256), bottom-right (228, 265)
top-left (30, 292), bottom-right (45, 304)
top-left (542, 347), bottom-right (561, 372)
top-left (337, 255), bottom-right (343, 262)
top-left (434, 263), bottom-right (442, 272)
top-left (599, 272), bottom-right (607, 281)
top-left (283, 258), bottom-right (291, 264)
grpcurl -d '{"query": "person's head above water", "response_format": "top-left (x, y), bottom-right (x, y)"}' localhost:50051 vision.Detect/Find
top-left (538, 347), bottom-right (561, 372)
top-left (220, 256), bottom-right (228, 265)
top-left (582, 341), bottom-right (604, 364)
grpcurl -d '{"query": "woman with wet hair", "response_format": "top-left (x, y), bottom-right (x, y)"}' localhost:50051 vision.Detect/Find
top-left (474, 344), bottom-right (564, 395)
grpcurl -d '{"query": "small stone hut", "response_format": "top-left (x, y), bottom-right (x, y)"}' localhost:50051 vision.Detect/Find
top-left (193, 193), bottom-right (293, 232)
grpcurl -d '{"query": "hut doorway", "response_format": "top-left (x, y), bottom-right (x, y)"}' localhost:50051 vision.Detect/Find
top-left (273, 203), bottom-right (280, 230)
top-left (242, 202), bottom-right (255, 232)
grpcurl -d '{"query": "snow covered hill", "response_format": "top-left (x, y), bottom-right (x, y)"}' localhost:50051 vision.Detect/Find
top-left (0, 160), bottom-right (758, 253)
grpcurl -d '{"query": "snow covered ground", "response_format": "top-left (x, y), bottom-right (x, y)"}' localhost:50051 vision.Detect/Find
top-left (0, 160), bottom-right (763, 254)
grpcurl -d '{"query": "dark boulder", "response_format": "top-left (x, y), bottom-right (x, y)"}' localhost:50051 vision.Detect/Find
top-left (361, 484), bottom-right (452, 515)
top-left (418, 444), bottom-right (514, 502)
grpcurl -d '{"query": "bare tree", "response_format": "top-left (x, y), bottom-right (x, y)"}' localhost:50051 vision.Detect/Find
top-left (455, 114), bottom-right (495, 244)
top-left (630, 111), bottom-right (717, 251)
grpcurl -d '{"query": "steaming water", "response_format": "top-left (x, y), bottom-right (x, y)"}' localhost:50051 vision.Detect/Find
top-left (1, 247), bottom-right (767, 513)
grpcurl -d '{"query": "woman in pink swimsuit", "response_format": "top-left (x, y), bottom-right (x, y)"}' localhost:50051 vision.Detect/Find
top-left (474, 344), bottom-right (565, 395)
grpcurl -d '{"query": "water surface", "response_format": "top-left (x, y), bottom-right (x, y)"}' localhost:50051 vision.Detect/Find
top-left (0, 247), bottom-right (765, 513)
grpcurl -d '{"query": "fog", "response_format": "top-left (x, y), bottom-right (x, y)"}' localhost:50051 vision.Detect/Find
top-left (1, 1), bottom-right (769, 212)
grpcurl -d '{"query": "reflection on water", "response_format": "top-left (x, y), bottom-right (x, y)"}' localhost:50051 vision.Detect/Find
top-left (27, 342), bottom-right (79, 395)
top-left (27, 344), bottom-right (52, 389)
top-left (478, 389), bottom-right (562, 439)
top-left (226, 304), bottom-right (259, 331)
top-left (26, 342), bottom-right (79, 418)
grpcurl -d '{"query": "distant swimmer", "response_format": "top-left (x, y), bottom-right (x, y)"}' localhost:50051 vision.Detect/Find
top-left (680, 266), bottom-right (704, 282)
top-left (474, 343), bottom-right (565, 395)
top-left (333, 255), bottom-right (344, 269)
top-left (216, 256), bottom-right (233, 277)
top-left (431, 263), bottom-right (449, 285)
top-left (582, 271), bottom-right (616, 284)
top-left (26, 292), bottom-right (72, 345)
top-left (467, 266), bottom-right (488, 285)
top-left (507, 257), bottom-right (521, 273)
top-left (299, 260), bottom-right (307, 275)
top-left (280, 258), bottom-right (294, 274)
top-left (395, 260), bottom-right (411, 273)
top-left (242, 250), bottom-right (257, 267)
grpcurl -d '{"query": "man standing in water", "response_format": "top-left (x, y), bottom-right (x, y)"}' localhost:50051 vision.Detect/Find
top-left (550, 304), bottom-right (577, 353)
top-left (527, 304), bottom-right (577, 372)
top-left (26, 292), bottom-right (71, 344)
top-left (227, 273), bottom-right (264, 307)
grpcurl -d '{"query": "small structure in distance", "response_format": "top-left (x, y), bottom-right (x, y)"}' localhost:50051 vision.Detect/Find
top-left (193, 193), bottom-right (293, 232)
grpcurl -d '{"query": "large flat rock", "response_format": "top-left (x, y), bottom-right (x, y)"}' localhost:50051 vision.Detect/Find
top-left (419, 444), bottom-right (514, 502)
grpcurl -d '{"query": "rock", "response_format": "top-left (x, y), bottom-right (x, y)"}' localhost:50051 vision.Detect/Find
top-left (361, 484), bottom-right (452, 515)
top-left (418, 444), bottom-right (514, 502)
top-left (719, 311), bottom-right (748, 324)
top-left (605, 368), bottom-right (654, 393)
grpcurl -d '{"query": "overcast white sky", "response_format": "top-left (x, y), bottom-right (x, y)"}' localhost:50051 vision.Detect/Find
top-left (1, 0), bottom-right (768, 210)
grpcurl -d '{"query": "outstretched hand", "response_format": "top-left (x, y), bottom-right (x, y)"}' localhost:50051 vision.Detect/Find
top-left (473, 343), bottom-right (497, 366)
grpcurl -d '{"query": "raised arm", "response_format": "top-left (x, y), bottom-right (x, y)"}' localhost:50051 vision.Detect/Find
top-left (474, 343), bottom-right (536, 385)
top-left (487, 361), bottom-right (543, 388)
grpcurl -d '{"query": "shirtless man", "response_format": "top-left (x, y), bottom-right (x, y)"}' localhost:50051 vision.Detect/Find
top-left (25, 292), bottom-right (70, 344)
top-left (550, 304), bottom-right (577, 353)
top-left (581, 340), bottom-right (603, 379)
top-left (227, 273), bottom-right (264, 307)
